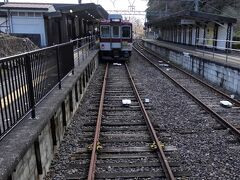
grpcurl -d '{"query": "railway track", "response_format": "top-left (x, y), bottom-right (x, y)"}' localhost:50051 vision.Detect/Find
top-left (134, 42), bottom-right (240, 139)
top-left (47, 45), bottom-right (240, 179)
top-left (65, 63), bottom-right (188, 179)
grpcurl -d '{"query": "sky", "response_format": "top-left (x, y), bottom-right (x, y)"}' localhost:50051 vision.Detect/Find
top-left (0, 0), bottom-right (148, 23)
top-left (82, 0), bottom-right (148, 23)
top-left (82, 0), bottom-right (148, 11)
top-left (0, 0), bottom-right (148, 11)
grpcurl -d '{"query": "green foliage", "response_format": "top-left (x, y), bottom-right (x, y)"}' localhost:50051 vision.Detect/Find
top-left (234, 31), bottom-right (240, 38)
top-left (232, 43), bottom-right (240, 49)
top-left (146, 0), bottom-right (240, 36)
top-left (146, 0), bottom-right (240, 19)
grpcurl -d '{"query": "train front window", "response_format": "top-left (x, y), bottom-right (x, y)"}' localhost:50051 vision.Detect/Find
top-left (112, 26), bottom-right (120, 38)
top-left (122, 26), bottom-right (131, 38)
top-left (100, 26), bottom-right (110, 38)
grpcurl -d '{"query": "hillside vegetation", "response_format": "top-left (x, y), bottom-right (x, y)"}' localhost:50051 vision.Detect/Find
top-left (0, 33), bottom-right (38, 58)
top-left (146, 0), bottom-right (240, 37)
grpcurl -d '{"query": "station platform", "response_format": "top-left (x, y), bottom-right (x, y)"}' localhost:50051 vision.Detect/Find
top-left (143, 39), bottom-right (240, 69)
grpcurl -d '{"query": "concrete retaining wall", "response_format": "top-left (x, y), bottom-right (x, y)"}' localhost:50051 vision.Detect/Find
top-left (143, 40), bottom-right (240, 95)
top-left (0, 50), bottom-right (99, 180)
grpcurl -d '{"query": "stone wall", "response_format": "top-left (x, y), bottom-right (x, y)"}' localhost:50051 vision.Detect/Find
top-left (143, 41), bottom-right (240, 95)
top-left (0, 50), bottom-right (99, 180)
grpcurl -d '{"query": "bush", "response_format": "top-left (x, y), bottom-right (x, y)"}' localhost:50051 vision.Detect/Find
top-left (232, 43), bottom-right (240, 49)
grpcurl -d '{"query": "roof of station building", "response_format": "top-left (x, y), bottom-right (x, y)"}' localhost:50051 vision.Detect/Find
top-left (0, 3), bottom-right (108, 21)
top-left (0, 3), bottom-right (6, 17)
top-left (45, 3), bottom-right (108, 21)
top-left (0, 3), bottom-right (54, 11)
top-left (147, 10), bottom-right (237, 27)
top-left (100, 20), bottom-right (132, 25)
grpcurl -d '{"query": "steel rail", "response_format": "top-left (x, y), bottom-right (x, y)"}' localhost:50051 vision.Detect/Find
top-left (125, 63), bottom-right (175, 180)
top-left (136, 42), bottom-right (240, 107)
top-left (133, 45), bottom-right (240, 139)
top-left (87, 63), bottom-right (109, 180)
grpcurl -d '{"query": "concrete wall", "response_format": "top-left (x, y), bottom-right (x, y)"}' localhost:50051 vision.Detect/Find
top-left (11, 15), bottom-right (47, 46)
top-left (143, 40), bottom-right (240, 95)
top-left (12, 145), bottom-right (38, 180)
top-left (0, 51), bottom-right (99, 180)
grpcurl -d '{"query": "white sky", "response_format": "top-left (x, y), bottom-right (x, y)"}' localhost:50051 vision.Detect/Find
top-left (0, 0), bottom-right (148, 23)
top-left (82, 0), bottom-right (148, 23)
top-left (0, 0), bottom-right (148, 11)
top-left (82, 0), bottom-right (147, 11)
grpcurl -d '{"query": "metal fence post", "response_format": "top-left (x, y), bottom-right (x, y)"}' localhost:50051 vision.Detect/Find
top-left (203, 39), bottom-right (205, 57)
top-left (84, 37), bottom-right (87, 60)
top-left (226, 40), bottom-right (229, 63)
top-left (71, 42), bottom-right (75, 75)
top-left (81, 39), bottom-right (84, 61)
top-left (87, 36), bottom-right (90, 55)
top-left (25, 54), bottom-right (36, 118)
top-left (56, 46), bottom-right (62, 89)
top-left (77, 39), bottom-right (80, 65)
top-left (226, 47), bottom-right (229, 63)
top-left (212, 41), bottom-right (215, 59)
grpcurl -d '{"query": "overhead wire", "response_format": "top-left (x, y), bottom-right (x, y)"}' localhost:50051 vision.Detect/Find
top-left (199, 0), bottom-right (237, 18)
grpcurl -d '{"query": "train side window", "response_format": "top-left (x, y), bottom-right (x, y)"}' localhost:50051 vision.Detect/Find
top-left (112, 26), bottom-right (120, 38)
top-left (100, 26), bottom-right (110, 38)
top-left (122, 26), bottom-right (131, 38)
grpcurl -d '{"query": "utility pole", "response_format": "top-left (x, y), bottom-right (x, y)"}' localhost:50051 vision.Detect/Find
top-left (165, 2), bottom-right (168, 13)
top-left (194, 0), bottom-right (199, 11)
top-left (128, 0), bottom-right (136, 12)
top-left (182, 0), bottom-right (200, 11)
top-left (110, 0), bottom-right (117, 7)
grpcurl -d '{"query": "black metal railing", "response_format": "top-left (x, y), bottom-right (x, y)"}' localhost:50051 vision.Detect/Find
top-left (0, 36), bottom-right (96, 140)
top-left (72, 36), bottom-right (96, 66)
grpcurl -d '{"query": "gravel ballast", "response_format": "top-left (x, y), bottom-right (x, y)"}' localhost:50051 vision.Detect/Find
top-left (46, 50), bottom-right (240, 179)
top-left (128, 50), bottom-right (240, 179)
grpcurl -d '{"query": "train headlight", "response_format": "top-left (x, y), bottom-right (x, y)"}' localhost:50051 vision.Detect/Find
top-left (101, 44), bottom-right (105, 49)
top-left (122, 41), bottom-right (128, 46)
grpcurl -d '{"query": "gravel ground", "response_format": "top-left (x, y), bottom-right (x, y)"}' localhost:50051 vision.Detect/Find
top-left (45, 63), bottom-right (106, 179)
top-left (128, 50), bottom-right (240, 179)
top-left (46, 50), bottom-right (240, 179)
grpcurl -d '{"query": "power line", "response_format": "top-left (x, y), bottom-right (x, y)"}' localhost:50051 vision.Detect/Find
top-left (128, 0), bottom-right (136, 11)
top-left (199, 0), bottom-right (237, 18)
top-left (107, 9), bottom-right (145, 15)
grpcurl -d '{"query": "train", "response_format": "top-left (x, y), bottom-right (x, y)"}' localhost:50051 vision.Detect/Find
top-left (99, 14), bottom-right (133, 61)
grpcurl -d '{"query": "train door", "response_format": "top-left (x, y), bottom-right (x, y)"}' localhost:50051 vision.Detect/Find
top-left (111, 25), bottom-right (121, 58)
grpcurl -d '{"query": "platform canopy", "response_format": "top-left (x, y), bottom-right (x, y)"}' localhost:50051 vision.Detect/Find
top-left (0, 3), bottom-right (53, 11)
top-left (46, 3), bottom-right (108, 22)
top-left (0, 11), bottom-right (6, 17)
top-left (146, 10), bottom-right (237, 27)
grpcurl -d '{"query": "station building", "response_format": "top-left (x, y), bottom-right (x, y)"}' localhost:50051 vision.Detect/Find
top-left (146, 10), bottom-right (237, 50)
top-left (0, 3), bottom-right (108, 47)
top-left (0, 3), bottom-right (7, 31)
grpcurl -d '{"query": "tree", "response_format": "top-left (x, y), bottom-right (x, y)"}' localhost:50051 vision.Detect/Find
top-left (146, 0), bottom-right (240, 37)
